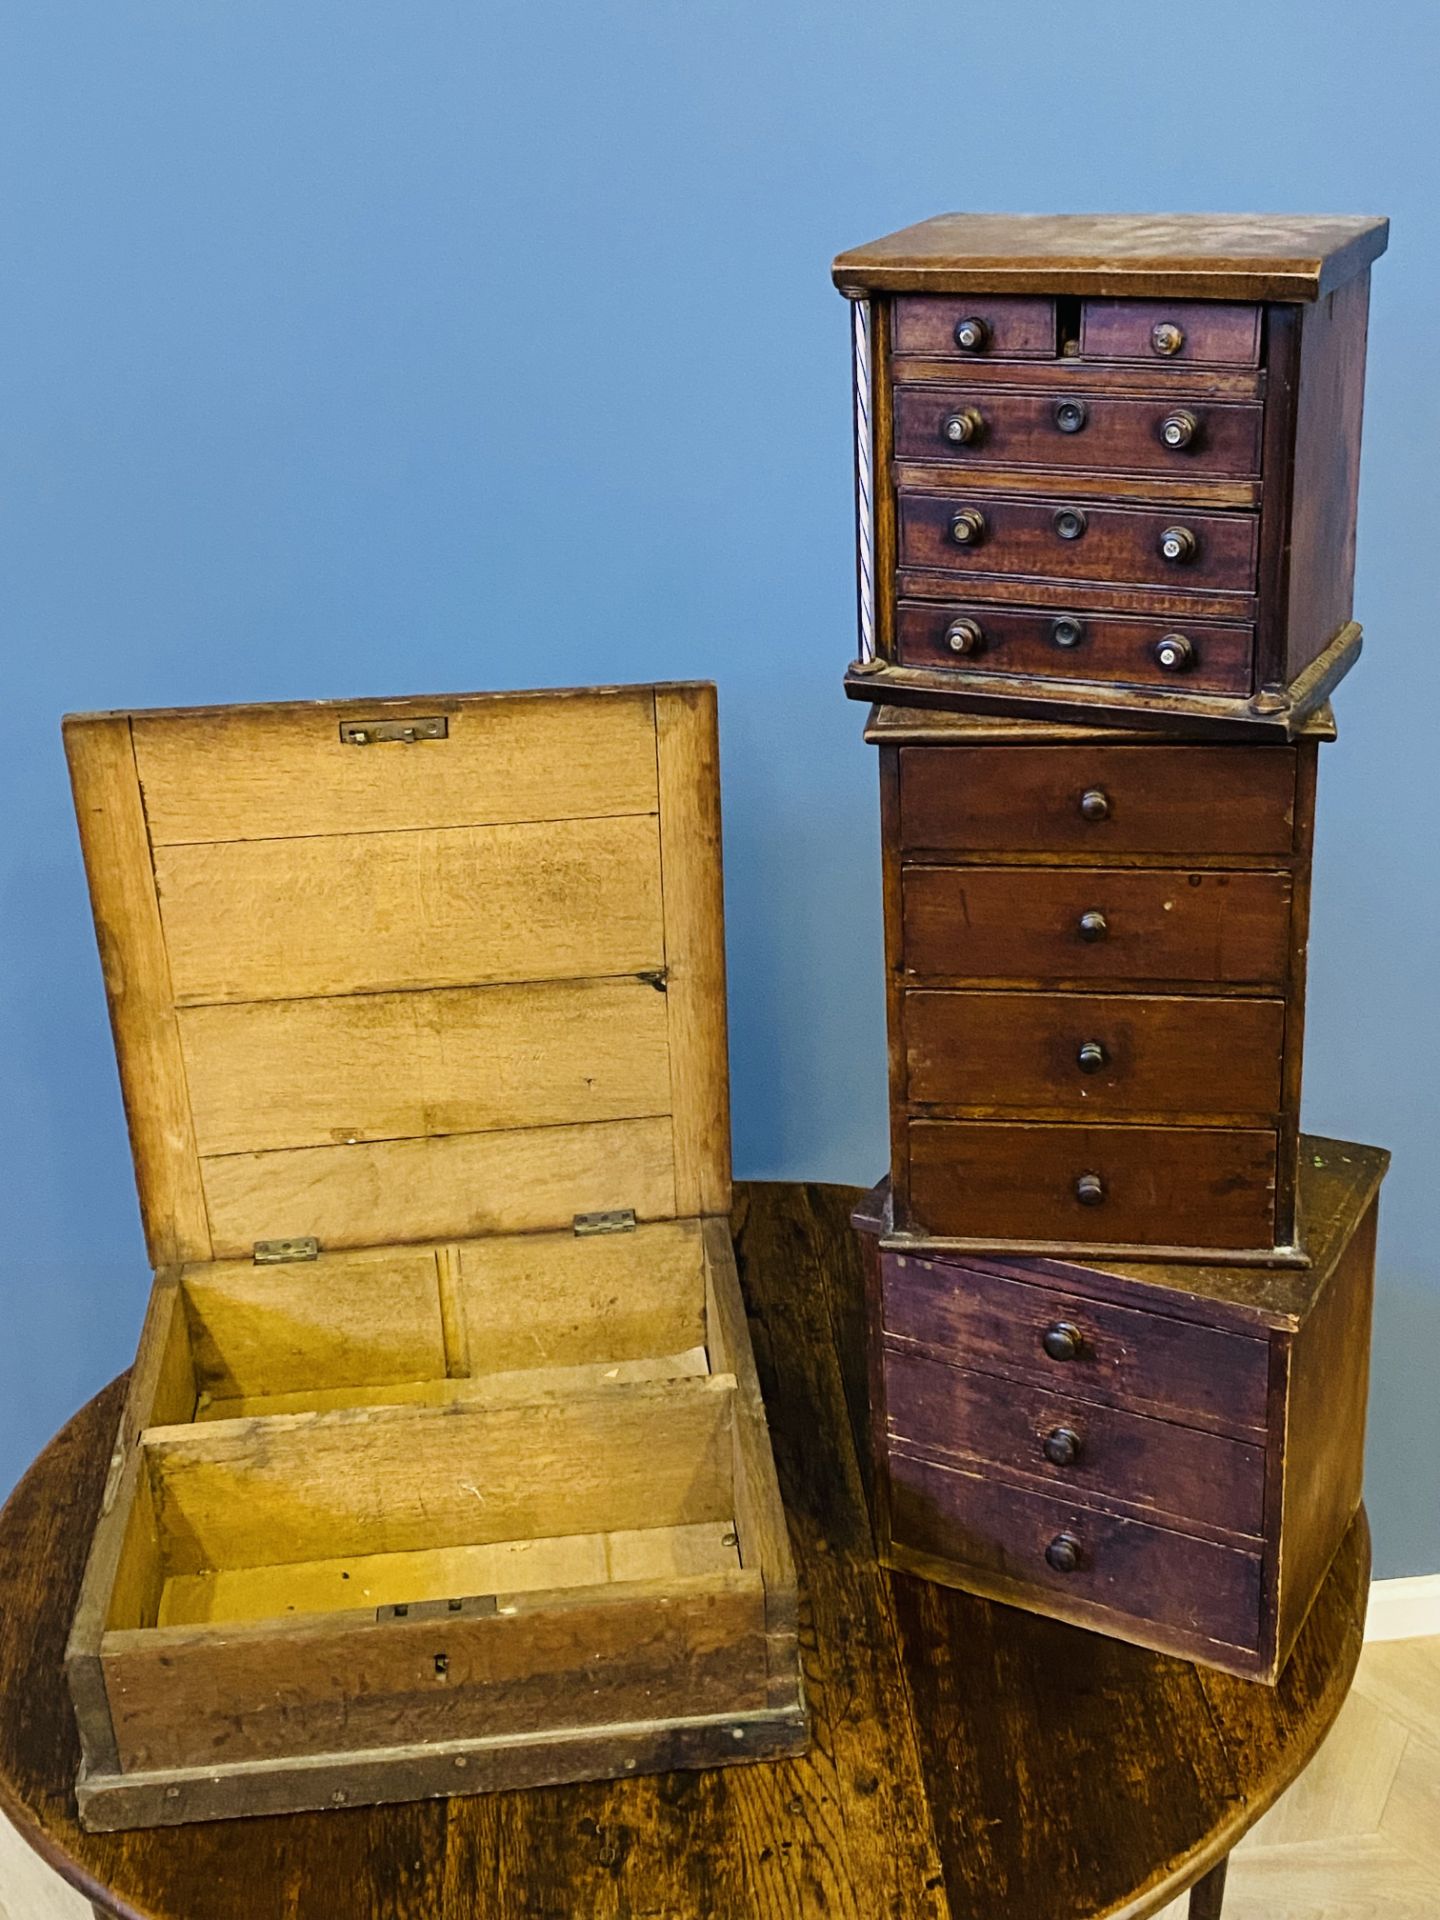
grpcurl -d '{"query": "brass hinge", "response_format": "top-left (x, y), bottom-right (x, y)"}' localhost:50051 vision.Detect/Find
top-left (253, 1236), bottom-right (320, 1265)
top-left (339, 716), bottom-right (448, 746)
top-left (377, 1595), bottom-right (498, 1624)
top-left (573, 1209), bottom-right (637, 1237)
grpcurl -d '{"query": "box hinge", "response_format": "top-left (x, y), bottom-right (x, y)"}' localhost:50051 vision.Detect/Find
top-left (253, 1236), bottom-right (320, 1265)
top-left (339, 715), bottom-right (448, 746)
top-left (573, 1209), bottom-right (637, 1237)
top-left (377, 1595), bottom-right (499, 1625)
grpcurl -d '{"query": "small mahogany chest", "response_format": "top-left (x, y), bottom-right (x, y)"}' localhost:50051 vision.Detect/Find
top-left (854, 1137), bottom-right (1387, 1681)
top-left (869, 700), bottom-right (1330, 1263)
top-left (62, 682), bottom-right (804, 1830)
top-left (834, 213), bottom-right (1388, 736)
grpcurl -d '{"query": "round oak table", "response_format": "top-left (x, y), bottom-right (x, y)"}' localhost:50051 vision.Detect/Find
top-left (0, 1183), bottom-right (1367, 1920)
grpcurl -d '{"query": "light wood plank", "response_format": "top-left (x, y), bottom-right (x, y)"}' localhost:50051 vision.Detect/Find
top-left (62, 715), bottom-right (212, 1264)
top-left (176, 975), bottom-right (674, 1156)
top-left (130, 687), bottom-right (660, 845)
top-left (655, 684), bottom-right (732, 1215)
top-left (154, 814), bottom-right (665, 1005)
top-left (198, 1114), bottom-right (679, 1256)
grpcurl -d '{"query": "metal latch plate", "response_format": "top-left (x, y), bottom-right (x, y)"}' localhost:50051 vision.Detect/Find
top-left (573, 1209), bottom-right (638, 1236)
top-left (340, 716), bottom-right (448, 746)
top-left (253, 1236), bottom-right (320, 1265)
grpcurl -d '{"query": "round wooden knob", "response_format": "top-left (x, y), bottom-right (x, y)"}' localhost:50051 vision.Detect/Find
top-left (1077, 909), bottom-right (1108, 943)
top-left (1051, 615), bottom-right (1086, 650)
top-left (942, 408), bottom-right (984, 447)
top-left (1046, 1533), bottom-right (1083, 1573)
top-left (1043, 1426), bottom-right (1083, 1468)
top-left (1042, 1322), bottom-right (1083, 1362)
top-left (953, 315), bottom-right (991, 352)
top-left (945, 618), bottom-right (984, 656)
top-left (1161, 409), bottom-right (1199, 449)
top-left (1053, 506), bottom-right (1088, 541)
top-left (1154, 633), bottom-right (1195, 673)
top-left (1054, 399), bottom-right (1089, 434)
top-left (1151, 321), bottom-right (1185, 356)
top-left (1076, 1039), bottom-right (1108, 1074)
top-left (1078, 787), bottom-right (1110, 822)
top-left (1160, 525), bottom-right (1198, 564)
top-left (949, 507), bottom-right (987, 547)
top-left (1075, 1172), bottom-right (1106, 1207)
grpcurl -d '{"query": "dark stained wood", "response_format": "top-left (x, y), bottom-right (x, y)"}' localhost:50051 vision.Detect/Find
top-left (1080, 300), bottom-right (1262, 367)
top-left (895, 601), bottom-right (1254, 694)
top-left (833, 212), bottom-right (1390, 302)
top-left (904, 989), bottom-right (1286, 1122)
top-left (1189, 1858), bottom-right (1228, 1919)
top-left (901, 865), bottom-right (1293, 988)
top-left (0, 1183), bottom-right (1373, 1919)
top-left (889, 356), bottom-right (1266, 400)
top-left (898, 491), bottom-right (1259, 594)
top-left (896, 743), bottom-right (1296, 858)
top-left (892, 386), bottom-right (1263, 477)
top-left (892, 294), bottom-right (1056, 359)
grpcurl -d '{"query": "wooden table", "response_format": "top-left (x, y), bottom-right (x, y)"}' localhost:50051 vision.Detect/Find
top-left (0, 1183), bottom-right (1367, 1920)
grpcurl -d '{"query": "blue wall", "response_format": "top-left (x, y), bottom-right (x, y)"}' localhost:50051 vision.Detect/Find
top-left (1, 1), bottom-right (1436, 1577)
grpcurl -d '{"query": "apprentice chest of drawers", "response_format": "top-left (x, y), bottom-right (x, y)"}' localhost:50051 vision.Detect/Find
top-left (834, 214), bottom-right (1388, 736)
top-left (869, 701), bottom-right (1332, 1264)
top-left (853, 1137), bottom-right (1387, 1680)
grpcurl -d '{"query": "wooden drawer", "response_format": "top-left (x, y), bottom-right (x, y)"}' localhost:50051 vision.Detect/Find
top-left (902, 867), bottom-right (1292, 987)
top-left (904, 989), bottom-right (1286, 1120)
top-left (906, 1117), bottom-right (1278, 1251)
top-left (888, 1448), bottom-right (1263, 1652)
top-left (895, 601), bottom-right (1254, 694)
top-left (884, 1347), bottom-right (1266, 1538)
top-left (898, 492), bottom-right (1260, 594)
top-left (897, 743), bottom-right (1296, 856)
top-left (893, 385), bottom-right (1263, 478)
top-left (892, 295), bottom-right (1056, 360)
top-left (881, 1251), bottom-right (1271, 1431)
top-left (1080, 299), bottom-right (1262, 367)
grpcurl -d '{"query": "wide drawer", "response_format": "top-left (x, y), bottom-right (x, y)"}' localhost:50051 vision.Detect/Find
top-left (884, 1346), bottom-right (1266, 1538)
top-left (1080, 299), bottom-right (1262, 368)
top-left (892, 295), bottom-right (1057, 360)
top-left (897, 743), bottom-right (1297, 856)
top-left (904, 989), bottom-right (1286, 1120)
top-left (902, 867), bottom-right (1293, 987)
top-left (898, 491), bottom-right (1259, 593)
top-left (888, 1447), bottom-right (1264, 1652)
top-left (881, 1251), bottom-right (1271, 1431)
top-left (895, 600), bottom-right (1254, 693)
top-left (905, 1117), bottom-right (1279, 1251)
top-left (893, 385), bottom-right (1263, 478)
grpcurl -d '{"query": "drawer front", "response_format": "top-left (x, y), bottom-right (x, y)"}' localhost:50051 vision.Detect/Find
top-left (894, 385), bottom-right (1264, 478)
top-left (906, 1117), bottom-right (1278, 1251)
top-left (905, 989), bottom-right (1286, 1120)
top-left (898, 492), bottom-right (1260, 594)
top-left (881, 1250), bottom-right (1271, 1431)
top-left (892, 295), bottom-right (1057, 361)
top-left (895, 601), bottom-right (1254, 694)
top-left (888, 1448), bottom-right (1264, 1652)
top-left (885, 1347), bottom-right (1266, 1538)
top-left (897, 743), bottom-right (1296, 856)
top-left (1080, 300), bottom-right (1263, 368)
top-left (902, 866), bottom-right (1293, 987)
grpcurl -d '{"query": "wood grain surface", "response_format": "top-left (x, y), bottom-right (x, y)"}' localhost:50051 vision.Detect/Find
top-left (0, 1184), bottom-right (1368, 1920)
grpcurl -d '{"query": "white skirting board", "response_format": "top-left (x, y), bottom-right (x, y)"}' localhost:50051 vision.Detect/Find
top-left (1365, 1572), bottom-right (1440, 1641)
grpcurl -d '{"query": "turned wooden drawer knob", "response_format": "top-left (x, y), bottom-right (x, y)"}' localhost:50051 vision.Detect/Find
top-left (1075, 1172), bottom-right (1106, 1207)
top-left (1042, 1322), bottom-right (1084, 1362)
top-left (1053, 398), bottom-right (1088, 434)
top-left (942, 408), bottom-right (984, 447)
top-left (949, 507), bottom-right (987, 546)
top-left (1078, 787), bottom-right (1110, 822)
top-left (1154, 632), bottom-right (1195, 673)
top-left (945, 617), bottom-right (984, 656)
top-left (953, 315), bottom-right (991, 352)
top-left (1161, 409), bottom-right (1199, 449)
top-left (1077, 909), bottom-right (1108, 942)
top-left (1160, 525), bottom-right (1198, 564)
top-left (1046, 1533), bottom-right (1084, 1574)
top-left (1151, 320), bottom-right (1185, 356)
top-left (1053, 506), bottom-right (1088, 541)
top-left (1076, 1039), bottom-right (1108, 1074)
top-left (1051, 615), bottom-right (1085, 650)
top-left (1043, 1426), bottom-right (1083, 1468)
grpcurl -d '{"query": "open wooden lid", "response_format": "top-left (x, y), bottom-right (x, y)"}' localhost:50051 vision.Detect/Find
top-left (64, 683), bottom-right (732, 1267)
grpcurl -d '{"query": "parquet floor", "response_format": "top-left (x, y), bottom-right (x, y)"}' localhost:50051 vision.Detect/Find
top-left (3, 1637), bottom-right (1437, 1919)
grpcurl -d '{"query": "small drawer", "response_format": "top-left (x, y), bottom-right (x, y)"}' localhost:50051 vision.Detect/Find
top-left (893, 385), bottom-right (1264, 478)
top-left (888, 1448), bottom-right (1264, 1652)
top-left (897, 742), bottom-right (1296, 856)
top-left (884, 1348), bottom-right (1266, 1538)
top-left (905, 1117), bottom-right (1278, 1251)
top-left (892, 295), bottom-right (1057, 361)
top-left (902, 866), bottom-right (1293, 988)
top-left (898, 492), bottom-right (1260, 594)
top-left (881, 1248), bottom-right (1271, 1431)
top-left (1081, 300), bottom-right (1262, 367)
top-left (904, 989), bottom-right (1286, 1120)
top-left (895, 601), bottom-right (1254, 694)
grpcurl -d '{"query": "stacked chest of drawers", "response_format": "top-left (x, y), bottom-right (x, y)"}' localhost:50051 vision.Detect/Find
top-left (834, 215), bottom-right (1391, 1678)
